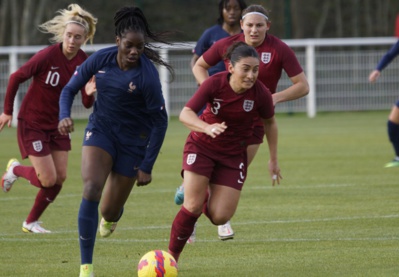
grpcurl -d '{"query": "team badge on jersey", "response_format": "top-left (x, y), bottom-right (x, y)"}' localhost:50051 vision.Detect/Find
top-left (261, 52), bottom-right (271, 64)
top-left (243, 100), bottom-right (254, 112)
top-left (85, 131), bottom-right (92, 141)
top-left (32, 140), bottom-right (43, 152)
top-left (186, 154), bottom-right (197, 165)
top-left (128, 82), bottom-right (136, 93)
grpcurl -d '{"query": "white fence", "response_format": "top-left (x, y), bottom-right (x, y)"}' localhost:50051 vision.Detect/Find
top-left (0, 37), bottom-right (398, 123)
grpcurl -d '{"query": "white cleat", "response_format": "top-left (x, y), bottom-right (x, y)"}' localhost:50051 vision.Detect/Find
top-left (22, 221), bottom-right (51, 233)
top-left (1, 158), bottom-right (20, 192)
top-left (218, 221), bottom-right (234, 240)
top-left (187, 222), bottom-right (197, 244)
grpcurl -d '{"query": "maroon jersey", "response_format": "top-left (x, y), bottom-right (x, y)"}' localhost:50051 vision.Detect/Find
top-left (185, 71), bottom-right (274, 155)
top-left (4, 43), bottom-right (94, 130)
top-left (202, 33), bottom-right (303, 94)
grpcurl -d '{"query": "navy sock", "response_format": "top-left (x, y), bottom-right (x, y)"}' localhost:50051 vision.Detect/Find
top-left (78, 198), bottom-right (99, 265)
top-left (387, 120), bottom-right (399, 158)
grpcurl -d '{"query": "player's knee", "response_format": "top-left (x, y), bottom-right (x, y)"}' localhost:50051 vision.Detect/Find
top-left (38, 174), bottom-right (57, 187)
top-left (210, 215), bottom-right (230, 226)
top-left (82, 181), bottom-right (103, 201)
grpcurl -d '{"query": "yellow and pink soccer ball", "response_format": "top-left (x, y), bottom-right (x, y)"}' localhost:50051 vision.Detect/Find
top-left (137, 250), bottom-right (178, 277)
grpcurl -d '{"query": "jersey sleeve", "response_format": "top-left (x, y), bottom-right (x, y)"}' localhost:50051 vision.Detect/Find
top-left (376, 40), bottom-right (399, 71)
top-left (185, 77), bottom-right (214, 112)
top-left (202, 39), bottom-right (225, 67)
top-left (3, 50), bottom-right (47, 115)
top-left (59, 51), bottom-right (100, 119)
top-left (194, 28), bottom-right (212, 56)
top-left (280, 42), bottom-right (304, 77)
top-left (139, 57), bottom-right (169, 173)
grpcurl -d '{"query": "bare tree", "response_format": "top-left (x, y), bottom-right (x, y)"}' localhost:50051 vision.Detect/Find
top-left (315, 0), bottom-right (331, 38)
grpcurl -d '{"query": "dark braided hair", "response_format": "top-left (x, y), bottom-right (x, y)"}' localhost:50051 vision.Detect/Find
top-left (114, 7), bottom-right (174, 79)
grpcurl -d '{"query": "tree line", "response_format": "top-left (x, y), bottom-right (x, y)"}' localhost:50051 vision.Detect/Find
top-left (1, 0), bottom-right (398, 46)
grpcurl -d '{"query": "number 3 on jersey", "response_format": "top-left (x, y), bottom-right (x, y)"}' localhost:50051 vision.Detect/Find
top-left (211, 100), bottom-right (221, 115)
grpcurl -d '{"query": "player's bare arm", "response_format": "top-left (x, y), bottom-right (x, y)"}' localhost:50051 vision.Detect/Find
top-left (272, 72), bottom-right (309, 105)
top-left (192, 56), bottom-right (211, 85)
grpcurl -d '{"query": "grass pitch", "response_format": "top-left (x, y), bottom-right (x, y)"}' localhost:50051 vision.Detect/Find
top-left (0, 111), bottom-right (398, 277)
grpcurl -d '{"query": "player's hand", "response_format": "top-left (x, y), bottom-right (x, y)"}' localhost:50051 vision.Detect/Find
top-left (268, 160), bottom-right (282, 186)
top-left (368, 70), bottom-right (380, 83)
top-left (0, 113), bottom-right (12, 132)
top-left (58, 117), bottom-right (74, 135)
top-left (136, 170), bottom-right (152, 186)
top-left (207, 122), bottom-right (227, 138)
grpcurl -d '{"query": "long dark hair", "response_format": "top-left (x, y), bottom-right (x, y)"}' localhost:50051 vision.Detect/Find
top-left (114, 7), bottom-right (174, 79)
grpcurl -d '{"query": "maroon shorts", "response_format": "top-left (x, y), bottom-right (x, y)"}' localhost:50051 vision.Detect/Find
top-left (17, 119), bottom-right (71, 159)
top-left (182, 140), bottom-right (248, 191)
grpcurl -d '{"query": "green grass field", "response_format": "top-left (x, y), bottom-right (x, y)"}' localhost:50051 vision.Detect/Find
top-left (0, 111), bottom-right (398, 277)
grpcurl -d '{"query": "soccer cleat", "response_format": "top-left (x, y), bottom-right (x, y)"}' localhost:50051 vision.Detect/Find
top-left (1, 158), bottom-right (20, 192)
top-left (384, 159), bottom-right (399, 168)
top-left (79, 264), bottom-right (94, 277)
top-left (218, 221), bottom-right (234, 240)
top-left (99, 217), bottom-right (117, 238)
top-left (174, 184), bottom-right (184, 205)
top-left (22, 221), bottom-right (51, 233)
top-left (187, 222), bottom-right (197, 244)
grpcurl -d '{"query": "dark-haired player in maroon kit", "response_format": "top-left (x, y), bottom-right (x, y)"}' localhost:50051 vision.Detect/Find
top-left (0, 4), bottom-right (97, 233)
top-left (168, 41), bottom-right (281, 262)
top-left (190, 4), bottom-right (309, 236)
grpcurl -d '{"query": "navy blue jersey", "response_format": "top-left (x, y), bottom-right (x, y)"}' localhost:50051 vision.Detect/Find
top-left (376, 40), bottom-right (399, 71)
top-left (193, 24), bottom-right (230, 76)
top-left (59, 46), bottom-right (168, 173)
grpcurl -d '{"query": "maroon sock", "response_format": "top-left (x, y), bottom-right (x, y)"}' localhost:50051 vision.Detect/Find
top-left (13, 165), bottom-right (42, 188)
top-left (168, 206), bottom-right (200, 262)
top-left (25, 184), bottom-right (62, 223)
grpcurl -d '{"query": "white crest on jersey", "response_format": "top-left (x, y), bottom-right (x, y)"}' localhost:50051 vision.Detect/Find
top-left (186, 154), bottom-right (197, 165)
top-left (243, 100), bottom-right (254, 112)
top-left (128, 82), bottom-right (136, 93)
top-left (261, 52), bottom-right (271, 64)
top-left (32, 140), bottom-right (43, 152)
top-left (85, 131), bottom-right (92, 141)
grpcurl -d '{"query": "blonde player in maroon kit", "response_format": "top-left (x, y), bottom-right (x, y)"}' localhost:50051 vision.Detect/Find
top-left (0, 4), bottom-right (97, 233)
top-left (168, 41), bottom-right (281, 262)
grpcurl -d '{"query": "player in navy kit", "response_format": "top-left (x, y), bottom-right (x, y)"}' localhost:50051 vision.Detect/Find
top-left (368, 40), bottom-right (399, 167)
top-left (190, 0), bottom-right (247, 76)
top-left (0, 4), bottom-right (97, 233)
top-left (58, 6), bottom-right (174, 277)
top-left (168, 42), bottom-right (281, 263)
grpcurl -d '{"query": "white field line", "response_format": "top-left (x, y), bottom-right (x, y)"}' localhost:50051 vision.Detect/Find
top-left (0, 183), bottom-right (355, 202)
top-left (0, 214), bottom-right (398, 240)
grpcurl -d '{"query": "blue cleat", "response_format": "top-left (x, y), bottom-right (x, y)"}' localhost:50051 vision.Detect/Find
top-left (174, 185), bottom-right (184, 205)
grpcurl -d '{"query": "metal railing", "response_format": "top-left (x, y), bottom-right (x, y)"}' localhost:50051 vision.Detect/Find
top-left (0, 37), bottom-right (398, 124)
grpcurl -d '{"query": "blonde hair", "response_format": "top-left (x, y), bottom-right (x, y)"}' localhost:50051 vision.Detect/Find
top-left (38, 4), bottom-right (97, 44)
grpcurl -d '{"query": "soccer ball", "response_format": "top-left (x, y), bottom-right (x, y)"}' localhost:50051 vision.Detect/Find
top-left (137, 250), bottom-right (178, 277)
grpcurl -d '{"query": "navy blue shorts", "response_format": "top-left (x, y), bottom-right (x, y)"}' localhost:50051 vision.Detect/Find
top-left (82, 123), bottom-right (145, 178)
